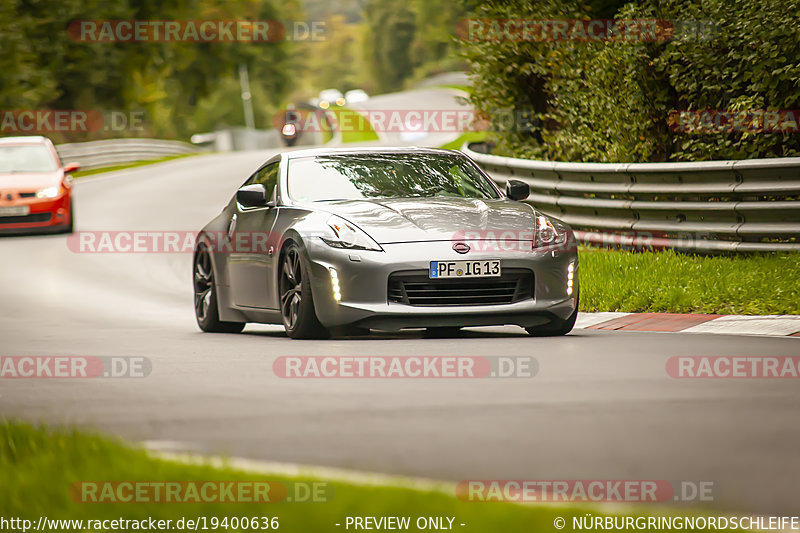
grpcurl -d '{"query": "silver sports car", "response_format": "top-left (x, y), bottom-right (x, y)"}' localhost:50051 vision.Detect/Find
top-left (193, 147), bottom-right (578, 339)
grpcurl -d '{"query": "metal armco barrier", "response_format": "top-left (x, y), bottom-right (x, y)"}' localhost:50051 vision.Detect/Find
top-left (462, 143), bottom-right (800, 252)
top-left (56, 138), bottom-right (204, 171)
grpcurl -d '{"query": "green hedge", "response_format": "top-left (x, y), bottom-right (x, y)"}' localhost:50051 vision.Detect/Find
top-left (461, 0), bottom-right (800, 162)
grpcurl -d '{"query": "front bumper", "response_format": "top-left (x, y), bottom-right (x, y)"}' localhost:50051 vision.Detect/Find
top-left (305, 238), bottom-right (579, 330)
top-left (0, 193), bottom-right (71, 234)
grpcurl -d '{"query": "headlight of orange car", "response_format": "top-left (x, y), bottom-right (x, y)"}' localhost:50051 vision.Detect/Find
top-left (35, 186), bottom-right (61, 199)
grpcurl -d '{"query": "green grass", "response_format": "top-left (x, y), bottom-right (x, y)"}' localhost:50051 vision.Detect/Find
top-left (580, 249), bottom-right (800, 315)
top-left (324, 107), bottom-right (380, 143)
top-left (1, 421), bottom-right (716, 533)
top-left (435, 84), bottom-right (472, 94)
top-left (439, 130), bottom-right (489, 151)
top-left (71, 153), bottom-right (202, 178)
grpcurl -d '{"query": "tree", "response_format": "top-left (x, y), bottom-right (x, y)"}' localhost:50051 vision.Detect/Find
top-left (459, 0), bottom-right (800, 161)
top-left (1, 0), bottom-right (295, 141)
top-left (364, 0), bottom-right (416, 92)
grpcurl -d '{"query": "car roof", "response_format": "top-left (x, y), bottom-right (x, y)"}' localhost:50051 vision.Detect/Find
top-left (283, 146), bottom-right (460, 160)
top-left (0, 136), bottom-right (50, 145)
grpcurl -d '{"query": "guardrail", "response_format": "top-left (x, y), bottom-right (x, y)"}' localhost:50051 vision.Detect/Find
top-left (56, 138), bottom-right (204, 171)
top-left (462, 143), bottom-right (800, 252)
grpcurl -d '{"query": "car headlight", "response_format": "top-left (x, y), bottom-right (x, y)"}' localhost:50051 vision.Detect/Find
top-left (321, 215), bottom-right (382, 251)
top-left (36, 186), bottom-right (61, 199)
top-left (534, 215), bottom-right (565, 247)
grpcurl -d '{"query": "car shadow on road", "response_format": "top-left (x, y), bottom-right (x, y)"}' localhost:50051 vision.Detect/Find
top-left (239, 326), bottom-right (588, 341)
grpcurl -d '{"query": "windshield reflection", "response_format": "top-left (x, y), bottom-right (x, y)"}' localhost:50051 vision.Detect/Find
top-left (288, 153), bottom-right (499, 202)
top-left (0, 145), bottom-right (58, 173)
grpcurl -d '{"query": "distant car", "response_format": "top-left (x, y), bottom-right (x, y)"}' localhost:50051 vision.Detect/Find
top-left (0, 136), bottom-right (78, 234)
top-left (318, 89), bottom-right (345, 110)
top-left (344, 89), bottom-right (369, 105)
top-left (193, 147), bottom-right (579, 339)
top-left (280, 106), bottom-right (300, 147)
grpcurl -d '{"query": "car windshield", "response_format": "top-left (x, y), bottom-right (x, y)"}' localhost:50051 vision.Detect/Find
top-left (0, 144), bottom-right (58, 172)
top-left (288, 153), bottom-right (500, 202)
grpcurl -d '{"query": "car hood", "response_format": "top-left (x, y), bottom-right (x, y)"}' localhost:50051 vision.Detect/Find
top-left (316, 197), bottom-right (537, 244)
top-left (0, 171), bottom-right (62, 191)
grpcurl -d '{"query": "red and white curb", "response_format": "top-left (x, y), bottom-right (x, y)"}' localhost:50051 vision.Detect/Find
top-left (576, 312), bottom-right (800, 337)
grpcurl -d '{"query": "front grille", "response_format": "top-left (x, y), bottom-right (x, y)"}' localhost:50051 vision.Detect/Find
top-left (388, 268), bottom-right (534, 307)
top-left (19, 192), bottom-right (36, 198)
top-left (0, 213), bottom-right (51, 225)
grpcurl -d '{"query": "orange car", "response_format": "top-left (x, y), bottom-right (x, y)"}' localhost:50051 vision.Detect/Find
top-left (0, 136), bottom-right (79, 234)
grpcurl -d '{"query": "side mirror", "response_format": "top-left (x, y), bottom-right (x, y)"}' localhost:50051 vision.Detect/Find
top-left (63, 162), bottom-right (80, 173)
top-left (237, 184), bottom-right (269, 208)
top-left (506, 179), bottom-right (530, 201)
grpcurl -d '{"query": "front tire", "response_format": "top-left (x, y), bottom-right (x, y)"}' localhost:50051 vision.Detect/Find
top-left (194, 244), bottom-right (245, 333)
top-left (525, 302), bottom-right (578, 337)
top-left (63, 200), bottom-right (74, 234)
top-left (279, 243), bottom-right (329, 339)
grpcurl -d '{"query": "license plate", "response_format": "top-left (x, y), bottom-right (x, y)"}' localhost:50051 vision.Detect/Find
top-left (429, 260), bottom-right (501, 279)
top-left (0, 206), bottom-right (29, 217)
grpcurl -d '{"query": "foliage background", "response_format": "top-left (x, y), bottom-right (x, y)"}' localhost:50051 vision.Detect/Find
top-left (4, 0), bottom-right (799, 162)
top-left (460, 0), bottom-right (800, 162)
top-left (0, 0), bottom-right (298, 142)
top-left (0, 0), bottom-right (468, 142)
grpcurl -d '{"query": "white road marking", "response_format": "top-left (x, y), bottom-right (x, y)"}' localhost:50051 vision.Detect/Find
top-left (574, 312), bottom-right (631, 329)
top-left (682, 315), bottom-right (800, 337)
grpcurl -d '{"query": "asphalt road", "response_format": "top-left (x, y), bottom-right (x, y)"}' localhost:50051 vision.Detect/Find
top-left (1, 151), bottom-right (799, 516)
top-left (348, 87), bottom-right (471, 147)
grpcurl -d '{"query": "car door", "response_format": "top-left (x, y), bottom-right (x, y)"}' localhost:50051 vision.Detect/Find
top-left (228, 161), bottom-right (281, 309)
